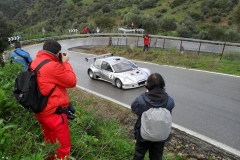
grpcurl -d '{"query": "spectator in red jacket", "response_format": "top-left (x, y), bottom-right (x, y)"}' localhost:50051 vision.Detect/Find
top-left (30, 40), bottom-right (77, 160)
top-left (83, 27), bottom-right (88, 34)
top-left (143, 33), bottom-right (150, 52)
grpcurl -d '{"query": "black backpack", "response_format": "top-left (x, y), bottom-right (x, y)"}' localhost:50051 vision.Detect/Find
top-left (13, 59), bottom-right (55, 113)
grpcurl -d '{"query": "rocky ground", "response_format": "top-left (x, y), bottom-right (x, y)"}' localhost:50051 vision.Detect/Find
top-left (117, 110), bottom-right (238, 160)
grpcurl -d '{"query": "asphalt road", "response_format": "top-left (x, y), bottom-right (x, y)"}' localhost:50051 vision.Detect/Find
top-left (24, 37), bottom-right (240, 155)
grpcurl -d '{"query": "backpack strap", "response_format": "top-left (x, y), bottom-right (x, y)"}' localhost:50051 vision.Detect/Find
top-left (143, 96), bottom-right (168, 109)
top-left (34, 59), bottom-right (56, 97)
top-left (14, 50), bottom-right (30, 64)
top-left (34, 59), bottom-right (51, 73)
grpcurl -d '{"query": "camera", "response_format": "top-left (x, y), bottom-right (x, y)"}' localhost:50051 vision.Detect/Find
top-left (58, 52), bottom-right (67, 62)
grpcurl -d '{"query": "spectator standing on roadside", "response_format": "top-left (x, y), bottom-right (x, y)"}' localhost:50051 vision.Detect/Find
top-left (143, 33), bottom-right (150, 52)
top-left (83, 27), bottom-right (88, 34)
top-left (96, 27), bottom-right (100, 34)
top-left (131, 22), bottom-right (135, 29)
top-left (30, 40), bottom-right (77, 160)
top-left (131, 73), bottom-right (175, 160)
top-left (8, 41), bottom-right (32, 70)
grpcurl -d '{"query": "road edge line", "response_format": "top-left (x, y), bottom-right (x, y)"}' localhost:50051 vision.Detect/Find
top-left (76, 85), bottom-right (240, 157)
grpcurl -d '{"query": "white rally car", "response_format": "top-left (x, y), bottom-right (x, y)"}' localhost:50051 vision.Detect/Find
top-left (85, 53), bottom-right (151, 89)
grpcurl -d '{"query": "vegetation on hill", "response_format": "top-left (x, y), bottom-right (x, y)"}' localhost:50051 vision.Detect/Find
top-left (0, 0), bottom-right (239, 43)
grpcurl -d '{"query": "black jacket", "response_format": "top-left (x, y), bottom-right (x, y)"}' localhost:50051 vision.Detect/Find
top-left (131, 87), bottom-right (175, 142)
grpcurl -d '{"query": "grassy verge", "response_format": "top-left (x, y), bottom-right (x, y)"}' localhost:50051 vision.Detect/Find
top-left (75, 46), bottom-right (240, 76)
top-left (0, 63), bottom-right (183, 159)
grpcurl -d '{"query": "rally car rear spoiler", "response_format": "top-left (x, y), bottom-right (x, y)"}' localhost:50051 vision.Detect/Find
top-left (85, 53), bottom-right (113, 62)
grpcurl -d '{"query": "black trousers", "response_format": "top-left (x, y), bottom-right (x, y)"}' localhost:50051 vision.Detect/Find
top-left (143, 45), bottom-right (149, 51)
top-left (133, 141), bottom-right (165, 160)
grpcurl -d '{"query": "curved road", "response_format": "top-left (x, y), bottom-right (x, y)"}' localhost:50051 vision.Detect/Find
top-left (24, 37), bottom-right (240, 156)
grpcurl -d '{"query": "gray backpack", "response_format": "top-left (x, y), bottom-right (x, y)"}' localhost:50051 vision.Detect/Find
top-left (141, 97), bottom-right (172, 141)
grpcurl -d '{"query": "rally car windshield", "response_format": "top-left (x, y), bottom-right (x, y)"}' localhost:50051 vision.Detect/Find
top-left (112, 61), bottom-right (137, 73)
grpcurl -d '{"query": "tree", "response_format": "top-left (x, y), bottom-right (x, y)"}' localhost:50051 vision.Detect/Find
top-left (94, 16), bottom-right (115, 29)
top-left (0, 12), bottom-right (14, 66)
top-left (102, 4), bottom-right (111, 13)
top-left (232, 2), bottom-right (240, 30)
top-left (180, 16), bottom-right (196, 33)
top-left (177, 26), bottom-right (193, 38)
top-left (159, 16), bottom-right (177, 35)
top-left (122, 11), bottom-right (160, 34)
top-left (208, 26), bottom-right (224, 40)
top-left (0, 12), bottom-right (14, 53)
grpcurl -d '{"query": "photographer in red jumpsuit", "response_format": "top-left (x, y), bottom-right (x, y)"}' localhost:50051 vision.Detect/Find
top-left (30, 40), bottom-right (77, 160)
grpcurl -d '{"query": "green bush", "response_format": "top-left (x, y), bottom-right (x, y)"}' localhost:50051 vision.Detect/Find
top-left (177, 26), bottom-right (193, 38)
top-left (223, 28), bottom-right (240, 42)
top-left (160, 8), bottom-right (168, 13)
top-left (0, 63), bottom-right (135, 159)
top-left (190, 12), bottom-right (201, 21)
top-left (170, 0), bottom-right (187, 9)
top-left (212, 16), bottom-right (221, 23)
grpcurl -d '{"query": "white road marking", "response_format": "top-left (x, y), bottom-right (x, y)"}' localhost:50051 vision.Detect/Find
top-left (76, 84), bottom-right (240, 157)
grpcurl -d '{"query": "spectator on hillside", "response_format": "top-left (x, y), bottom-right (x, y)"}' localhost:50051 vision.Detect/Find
top-left (131, 73), bottom-right (175, 160)
top-left (83, 27), bottom-right (88, 34)
top-left (30, 40), bottom-right (77, 160)
top-left (131, 22), bottom-right (135, 29)
top-left (8, 41), bottom-right (32, 70)
top-left (143, 33), bottom-right (150, 52)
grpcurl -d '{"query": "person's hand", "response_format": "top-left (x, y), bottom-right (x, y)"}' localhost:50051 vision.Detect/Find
top-left (61, 52), bottom-right (69, 62)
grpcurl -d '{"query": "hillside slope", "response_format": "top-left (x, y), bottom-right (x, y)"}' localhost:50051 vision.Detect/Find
top-left (0, 0), bottom-right (239, 42)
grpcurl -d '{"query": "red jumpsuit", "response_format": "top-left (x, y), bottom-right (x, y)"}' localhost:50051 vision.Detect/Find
top-left (31, 50), bottom-right (77, 159)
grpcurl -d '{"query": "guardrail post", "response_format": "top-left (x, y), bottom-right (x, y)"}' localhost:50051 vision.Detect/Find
top-left (137, 37), bottom-right (139, 47)
top-left (117, 38), bottom-right (119, 46)
top-left (126, 38), bottom-right (127, 47)
top-left (153, 38), bottom-right (157, 49)
top-left (108, 37), bottom-right (112, 46)
top-left (198, 42), bottom-right (202, 56)
top-left (163, 39), bottom-right (165, 50)
top-left (220, 42), bottom-right (226, 60)
top-left (180, 40), bottom-right (182, 51)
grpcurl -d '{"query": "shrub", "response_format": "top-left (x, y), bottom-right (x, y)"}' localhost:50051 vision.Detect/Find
top-left (102, 4), bottom-right (111, 13)
top-left (177, 26), bottom-right (193, 38)
top-left (212, 16), bottom-right (221, 23)
top-left (180, 16), bottom-right (196, 33)
top-left (208, 26), bottom-right (224, 40)
top-left (223, 28), bottom-right (240, 42)
top-left (190, 12), bottom-right (201, 21)
top-left (159, 16), bottom-right (177, 33)
top-left (170, 0), bottom-right (187, 9)
top-left (201, 6), bottom-right (210, 15)
top-left (138, 0), bottom-right (158, 10)
top-left (160, 8), bottom-right (168, 13)
top-left (194, 31), bottom-right (211, 40)
top-left (154, 13), bottom-right (162, 18)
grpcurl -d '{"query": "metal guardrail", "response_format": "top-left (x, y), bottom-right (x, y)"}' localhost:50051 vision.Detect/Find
top-left (20, 33), bottom-right (240, 47)
top-left (20, 33), bottom-right (240, 60)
